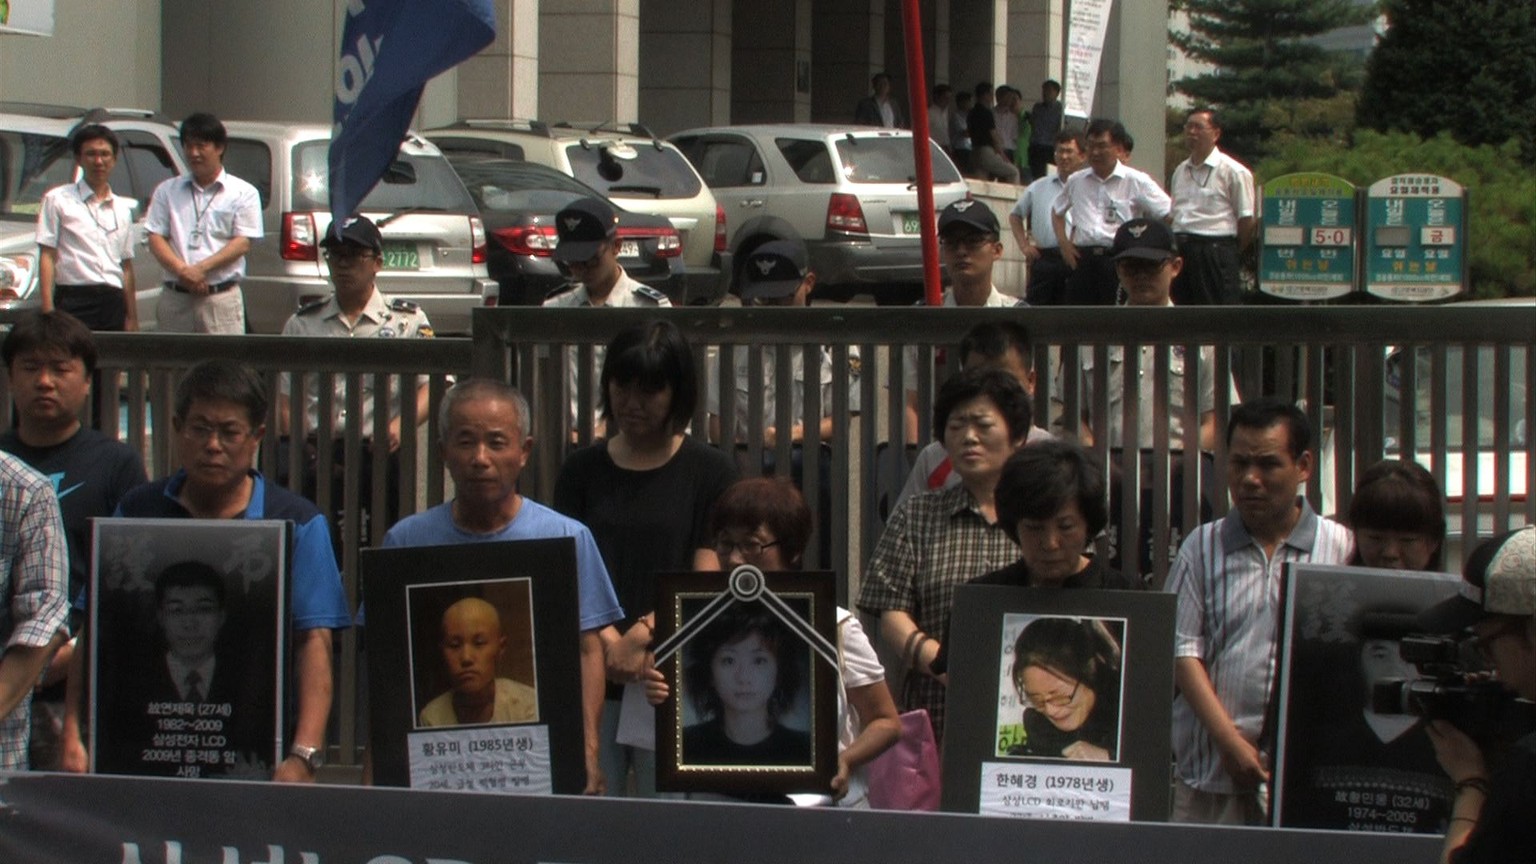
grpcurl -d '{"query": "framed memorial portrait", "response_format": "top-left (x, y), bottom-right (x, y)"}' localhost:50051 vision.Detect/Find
top-left (940, 585), bottom-right (1174, 822)
top-left (653, 567), bottom-right (838, 796)
top-left (89, 518), bottom-right (288, 779)
top-left (362, 539), bottom-right (584, 794)
top-left (1273, 563), bottom-right (1460, 832)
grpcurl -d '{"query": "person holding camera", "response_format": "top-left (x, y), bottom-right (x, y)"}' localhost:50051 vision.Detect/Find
top-left (1420, 525), bottom-right (1536, 863)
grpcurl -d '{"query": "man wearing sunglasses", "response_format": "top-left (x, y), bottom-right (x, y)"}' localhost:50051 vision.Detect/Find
top-left (35, 125), bottom-right (139, 332)
top-left (280, 215), bottom-right (433, 552)
top-left (1420, 526), bottom-right (1536, 864)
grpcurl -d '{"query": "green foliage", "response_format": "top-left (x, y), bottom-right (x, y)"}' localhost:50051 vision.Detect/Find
top-left (1256, 130), bottom-right (1536, 298)
top-left (1358, 0), bottom-right (1536, 159)
top-left (1172, 0), bottom-right (1375, 161)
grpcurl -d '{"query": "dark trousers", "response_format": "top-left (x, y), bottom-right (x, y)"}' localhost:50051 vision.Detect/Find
top-left (1027, 143), bottom-right (1055, 182)
top-left (1024, 248), bottom-right (1070, 306)
top-left (55, 283), bottom-right (126, 330)
top-left (1106, 451), bottom-right (1218, 584)
top-left (1172, 235), bottom-right (1242, 306)
top-left (1066, 248), bottom-right (1119, 305)
top-left (278, 436), bottom-right (402, 562)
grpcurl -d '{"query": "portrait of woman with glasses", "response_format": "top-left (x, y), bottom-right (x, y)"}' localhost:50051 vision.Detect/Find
top-left (1002, 615), bottom-right (1124, 762)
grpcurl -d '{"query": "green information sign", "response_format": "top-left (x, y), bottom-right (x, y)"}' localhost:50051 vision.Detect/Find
top-left (1364, 174), bottom-right (1466, 302)
top-left (1259, 173), bottom-right (1357, 300)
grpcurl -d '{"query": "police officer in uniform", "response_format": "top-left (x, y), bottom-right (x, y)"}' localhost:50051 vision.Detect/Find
top-left (543, 197), bottom-right (669, 436)
top-left (280, 215), bottom-right (432, 550)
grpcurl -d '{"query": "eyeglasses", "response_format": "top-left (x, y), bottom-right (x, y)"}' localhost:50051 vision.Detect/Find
top-left (180, 421), bottom-right (254, 447)
top-left (939, 235), bottom-right (997, 251)
top-left (323, 250), bottom-right (378, 266)
top-left (1023, 679), bottom-right (1080, 711)
top-left (713, 536), bottom-right (782, 558)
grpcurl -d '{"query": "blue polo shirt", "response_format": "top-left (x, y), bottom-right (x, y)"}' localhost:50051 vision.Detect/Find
top-left (113, 470), bottom-right (352, 632)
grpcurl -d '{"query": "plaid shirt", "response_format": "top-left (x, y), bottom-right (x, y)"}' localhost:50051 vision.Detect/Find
top-left (0, 452), bottom-right (70, 769)
top-left (857, 483), bottom-right (1018, 743)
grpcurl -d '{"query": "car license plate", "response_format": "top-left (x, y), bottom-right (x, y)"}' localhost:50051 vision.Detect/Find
top-left (899, 211), bottom-right (921, 235)
top-left (380, 242), bottom-right (420, 270)
top-left (619, 240), bottom-right (641, 259)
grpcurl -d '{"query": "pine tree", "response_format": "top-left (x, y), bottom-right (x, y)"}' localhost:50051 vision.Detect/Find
top-left (1171, 0), bottom-right (1375, 161)
top-left (1358, 0), bottom-right (1536, 160)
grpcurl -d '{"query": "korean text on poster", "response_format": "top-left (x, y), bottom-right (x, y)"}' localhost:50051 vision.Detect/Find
top-left (979, 761), bottom-right (1132, 822)
top-left (408, 725), bottom-right (552, 795)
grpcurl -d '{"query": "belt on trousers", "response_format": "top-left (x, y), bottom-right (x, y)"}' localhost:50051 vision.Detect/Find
top-left (1077, 245), bottom-right (1110, 256)
top-left (1037, 247), bottom-right (1063, 258)
top-left (1174, 233), bottom-right (1237, 245)
top-left (165, 280), bottom-right (239, 294)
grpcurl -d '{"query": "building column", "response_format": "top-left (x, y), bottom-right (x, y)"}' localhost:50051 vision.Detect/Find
top-left (1007, 0), bottom-right (1064, 98)
top-left (880, 0), bottom-right (949, 116)
top-left (948, 0), bottom-right (1007, 94)
top-left (437, 0), bottom-right (540, 124)
top-left (810, 0), bottom-right (882, 123)
top-left (1098, 1), bottom-right (1167, 177)
top-left (539, 0), bottom-right (640, 124)
top-left (731, 0), bottom-right (811, 124)
top-left (639, 0), bottom-right (730, 135)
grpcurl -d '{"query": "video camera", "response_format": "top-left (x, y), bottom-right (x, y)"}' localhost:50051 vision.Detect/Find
top-left (1371, 634), bottom-right (1531, 741)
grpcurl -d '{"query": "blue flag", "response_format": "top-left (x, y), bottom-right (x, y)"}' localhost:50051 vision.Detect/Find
top-left (329, 0), bottom-right (495, 234)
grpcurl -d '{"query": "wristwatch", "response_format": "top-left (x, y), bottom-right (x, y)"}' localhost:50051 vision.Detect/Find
top-left (290, 743), bottom-right (324, 772)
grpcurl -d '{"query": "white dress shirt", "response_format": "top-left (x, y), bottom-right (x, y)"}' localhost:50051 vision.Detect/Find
top-left (35, 180), bottom-right (137, 287)
top-left (1053, 162), bottom-right (1172, 247)
top-left (1170, 146), bottom-right (1256, 237)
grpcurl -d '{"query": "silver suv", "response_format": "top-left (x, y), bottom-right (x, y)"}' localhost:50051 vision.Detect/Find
top-left (221, 121), bottom-right (494, 334)
top-left (0, 103), bottom-right (187, 326)
top-left (669, 124), bottom-right (970, 304)
top-left (423, 120), bottom-right (728, 305)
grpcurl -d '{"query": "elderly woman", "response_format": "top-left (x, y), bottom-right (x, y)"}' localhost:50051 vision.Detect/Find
top-left (857, 366), bottom-right (1032, 744)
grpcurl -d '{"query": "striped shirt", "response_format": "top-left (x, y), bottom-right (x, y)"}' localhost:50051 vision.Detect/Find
top-left (857, 483), bottom-right (1019, 743)
top-left (1167, 500), bottom-right (1352, 793)
top-left (0, 452), bottom-right (70, 769)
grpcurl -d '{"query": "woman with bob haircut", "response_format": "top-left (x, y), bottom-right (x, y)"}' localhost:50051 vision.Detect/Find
top-left (1007, 616), bottom-right (1124, 761)
top-left (554, 319), bottom-right (737, 797)
top-left (648, 477), bottom-right (900, 806)
top-left (858, 366), bottom-right (1033, 744)
top-left (680, 602), bottom-right (811, 766)
top-left (1347, 458), bottom-right (1447, 572)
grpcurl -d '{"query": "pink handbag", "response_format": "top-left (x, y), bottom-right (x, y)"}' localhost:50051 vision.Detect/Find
top-left (864, 709), bottom-right (942, 811)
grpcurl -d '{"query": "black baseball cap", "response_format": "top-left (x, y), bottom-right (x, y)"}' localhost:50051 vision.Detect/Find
top-left (322, 215), bottom-right (383, 254)
top-left (554, 197), bottom-right (617, 263)
top-left (739, 240), bottom-right (809, 301)
top-left (1420, 526), bottom-right (1536, 634)
top-left (1111, 218), bottom-right (1178, 261)
top-left (937, 199), bottom-right (999, 237)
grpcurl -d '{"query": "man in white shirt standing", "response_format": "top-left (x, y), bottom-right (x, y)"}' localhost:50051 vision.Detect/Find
top-left (146, 113), bottom-right (263, 334)
top-left (35, 125), bottom-right (139, 332)
top-left (1051, 118), bottom-right (1170, 305)
top-left (1008, 129), bottom-right (1086, 306)
top-left (1169, 109), bottom-right (1256, 306)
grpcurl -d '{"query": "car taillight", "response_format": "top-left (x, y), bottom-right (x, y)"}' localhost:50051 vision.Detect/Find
top-left (618, 226), bottom-right (683, 258)
top-left (827, 193), bottom-right (868, 235)
top-left (470, 215), bottom-right (487, 265)
top-left (715, 203), bottom-right (728, 253)
top-left (493, 225), bottom-right (559, 257)
top-left (282, 212), bottom-right (317, 261)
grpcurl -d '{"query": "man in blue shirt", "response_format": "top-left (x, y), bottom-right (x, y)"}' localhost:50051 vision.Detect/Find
top-left (383, 378), bottom-right (624, 794)
top-left (109, 360), bottom-right (352, 782)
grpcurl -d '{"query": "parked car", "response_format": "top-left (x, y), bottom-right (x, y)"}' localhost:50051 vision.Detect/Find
top-left (0, 103), bottom-right (187, 326)
top-left (423, 120), bottom-right (728, 305)
top-left (669, 124), bottom-right (971, 304)
top-left (442, 155), bottom-right (684, 306)
top-left (220, 121), bottom-right (495, 334)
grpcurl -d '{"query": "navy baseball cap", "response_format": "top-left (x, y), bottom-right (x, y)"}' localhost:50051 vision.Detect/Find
top-left (937, 199), bottom-right (999, 237)
top-left (1420, 526), bottom-right (1536, 634)
top-left (322, 215), bottom-right (383, 254)
top-left (1112, 219), bottom-right (1178, 261)
top-left (739, 240), bottom-right (809, 301)
top-left (554, 197), bottom-right (617, 263)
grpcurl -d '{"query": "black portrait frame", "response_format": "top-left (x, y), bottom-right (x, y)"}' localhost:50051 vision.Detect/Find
top-left (362, 538), bottom-right (584, 793)
top-left (89, 518), bottom-right (289, 780)
top-left (653, 567), bottom-right (838, 796)
top-left (1272, 563), bottom-right (1461, 832)
top-left (940, 585), bottom-right (1175, 821)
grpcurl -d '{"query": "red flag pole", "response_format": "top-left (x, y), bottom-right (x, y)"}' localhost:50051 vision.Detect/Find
top-left (901, 0), bottom-right (943, 306)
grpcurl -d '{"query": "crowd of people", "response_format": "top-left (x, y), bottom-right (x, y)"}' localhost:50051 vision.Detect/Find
top-left (4, 96), bottom-right (1530, 862)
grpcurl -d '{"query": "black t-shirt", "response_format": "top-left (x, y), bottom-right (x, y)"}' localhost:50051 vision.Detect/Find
top-left (0, 427), bottom-right (147, 605)
top-left (931, 557), bottom-right (1137, 675)
top-left (553, 436), bottom-right (737, 697)
top-left (968, 104), bottom-right (997, 151)
top-left (1451, 731), bottom-right (1536, 864)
